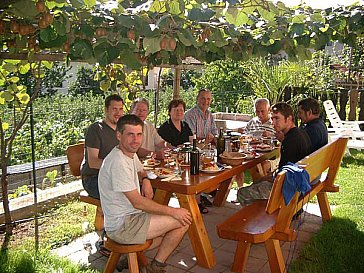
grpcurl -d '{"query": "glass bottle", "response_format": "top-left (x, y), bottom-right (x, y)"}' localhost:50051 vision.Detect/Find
top-left (216, 127), bottom-right (225, 162)
top-left (190, 134), bottom-right (200, 175)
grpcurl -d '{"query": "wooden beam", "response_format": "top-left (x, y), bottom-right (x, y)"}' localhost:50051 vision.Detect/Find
top-left (173, 68), bottom-right (181, 99)
top-left (0, 52), bottom-right (204, 69)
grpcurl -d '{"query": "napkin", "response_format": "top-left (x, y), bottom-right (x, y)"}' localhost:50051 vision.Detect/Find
top-left (161, 175), bottom-right (182, 182)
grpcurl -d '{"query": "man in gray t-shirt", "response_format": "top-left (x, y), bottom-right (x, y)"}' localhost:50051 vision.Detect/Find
top-left (99, 114), bottom-right (191, 273)
top-left (81, 94), bottom-right (124, 199)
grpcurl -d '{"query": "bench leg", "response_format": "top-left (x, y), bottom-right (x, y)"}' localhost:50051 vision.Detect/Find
top-left (265, 239), bottom-right (285, 273)
top-left (95, 206), bottom-right (104, 231)
top-left (127, 252), bottom-right (140, 273)
top-left (104, 252), bottom-right (121, 273)
top-left (231, 241), bottom-right (251, 273)
top-left (317, 192), bottom-right (332, 222)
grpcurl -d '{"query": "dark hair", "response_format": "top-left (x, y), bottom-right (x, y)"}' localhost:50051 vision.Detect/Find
top-left (168, 99), bottom-right (186, 113)
top-left (197, 88), bottom-right (211, 98)
top-left (105, 94), bottom-right (124, 108)
top-left (271, 102), bottom-right (294, 119)
top-left (298, 98), bottom-right (320, 115)
top-left (116, 114), bottom-right (144, 133)
top-left (131, 98), bottom-right (149, 112)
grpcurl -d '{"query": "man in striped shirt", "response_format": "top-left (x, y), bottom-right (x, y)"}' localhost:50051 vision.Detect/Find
top-left (184, 88), bottom-right (218, 144)
top-left (234, 98), bottom-right (276, 201)
top-left (242, 98), bottom-right (275, 137)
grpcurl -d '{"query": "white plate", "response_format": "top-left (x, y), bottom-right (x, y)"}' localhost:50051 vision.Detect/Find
top-left (200, 166), bottom-right (225, 173)
top-left (143, 159), bottom-right (161, 167)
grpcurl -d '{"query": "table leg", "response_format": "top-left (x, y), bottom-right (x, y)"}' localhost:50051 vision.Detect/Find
top-left (213, 178), bottom-right (233, 207)
top-left (176, 193), bottom-right (216, 269)
top-left (153, 189), bottom-right (172, 205)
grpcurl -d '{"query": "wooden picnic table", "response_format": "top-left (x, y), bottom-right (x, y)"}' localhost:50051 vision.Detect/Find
top-left (151, 148), bottom-right (280, 269)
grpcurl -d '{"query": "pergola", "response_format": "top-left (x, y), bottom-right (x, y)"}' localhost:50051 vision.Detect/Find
top-left (1, 0), bottom-right (364, 235)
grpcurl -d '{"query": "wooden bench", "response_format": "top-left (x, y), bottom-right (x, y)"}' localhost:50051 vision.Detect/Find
top-left (216, 137), bottom-right (348, 273)
top-left (66, 142), bottom-right (104, 231)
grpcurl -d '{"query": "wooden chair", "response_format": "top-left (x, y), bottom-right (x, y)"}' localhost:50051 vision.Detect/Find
top-left (104, 237), bottom-right (152, 273)
top-left (66, 142), bottom-right (104, 231)
top-left (217, 137), bottom-right (348, 273)
top-left (66, 141), bottom-right (85, 177)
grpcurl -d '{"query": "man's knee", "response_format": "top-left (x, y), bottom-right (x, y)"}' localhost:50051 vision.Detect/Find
top-left (180, 223), bottom-right (189, 233)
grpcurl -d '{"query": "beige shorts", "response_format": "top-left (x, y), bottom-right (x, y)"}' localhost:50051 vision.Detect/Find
top-left (107, 212), bottom-right (151, 245)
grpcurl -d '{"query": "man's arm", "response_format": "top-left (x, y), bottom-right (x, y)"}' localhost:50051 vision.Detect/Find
top-left (124, 190), bottom-right (192, 226)
top-left (184, 111), bottom-right (196, 135)
top-left (87, 147), bottom-right (103, 169)
top-left (137, 147), bottom-right (152, 158)
top-left (137, 171), bottom-right (154, 199)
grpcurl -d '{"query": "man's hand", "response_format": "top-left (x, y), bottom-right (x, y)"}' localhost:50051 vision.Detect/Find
top-left (141, 179), bottom-right (154, 199)
top-left (262, 130), bottom-right (273, 137)
top-left (172, 208), bottom-right (192, 226)
top-left (154, 147), bottom-right (169, 159)
top-left (275, 131), bottom-right (284, 142)
top-left (205, 133), bottom-right (215, 144)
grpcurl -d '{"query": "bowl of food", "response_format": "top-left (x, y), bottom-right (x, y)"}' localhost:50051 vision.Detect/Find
top-left (220, 151), bottom-right (246, 165)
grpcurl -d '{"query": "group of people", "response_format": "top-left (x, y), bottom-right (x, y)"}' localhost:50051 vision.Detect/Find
top-left (79, 89), bottom-right (328, 273)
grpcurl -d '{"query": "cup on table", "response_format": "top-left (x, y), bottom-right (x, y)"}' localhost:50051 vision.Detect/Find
top-left (201, 148), bottom-right (215, 164)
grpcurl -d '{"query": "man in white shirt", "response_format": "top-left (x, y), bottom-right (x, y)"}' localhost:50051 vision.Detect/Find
top-left (131, 98), bottom-right (170, 159)
top-left (99, 114), bottom-right (191, 273)
top-left (239, 98), bottom-right (275, 137)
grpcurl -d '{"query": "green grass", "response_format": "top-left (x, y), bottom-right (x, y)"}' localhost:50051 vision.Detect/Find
top-left (1, 200), bottom-right (100, 273)
top-left (0, 248), bottom-right (99, 273)
top-left (290, 149), bottom-right (364, 273)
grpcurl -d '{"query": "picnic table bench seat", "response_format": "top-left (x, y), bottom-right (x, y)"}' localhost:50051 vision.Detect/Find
top-left (216, 137), bottom-right (348, 273)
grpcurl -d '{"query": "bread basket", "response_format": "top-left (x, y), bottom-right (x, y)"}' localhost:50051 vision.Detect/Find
top-left (220, 151), bottom-right (246, 165)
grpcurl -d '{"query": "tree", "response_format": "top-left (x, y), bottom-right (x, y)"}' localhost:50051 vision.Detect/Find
top-left (68, 66), bottom-right (102, 96)
top-left (0, 59), bottom-right (46, 236)
top-left (42, 62), bottom-right (71, 96)
top-left (194, 59), bottom-right (251, 112)
top-left (0, 0), bottom-right (363, 68)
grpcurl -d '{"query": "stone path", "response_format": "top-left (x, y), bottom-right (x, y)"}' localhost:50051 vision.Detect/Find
top-left (54, 189), bottom-right (324, 273)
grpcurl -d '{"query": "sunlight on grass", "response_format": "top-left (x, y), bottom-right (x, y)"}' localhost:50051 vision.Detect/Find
top-left (289, 149), bottom-right (364, 273)
top-left (0, 248), bottom-right (99, 273)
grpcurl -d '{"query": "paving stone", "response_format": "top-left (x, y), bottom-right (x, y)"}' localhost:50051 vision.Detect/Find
top-left (165, 249), bottom-right (197, 271)
top-left (54, 203), bottom-right (324, 273)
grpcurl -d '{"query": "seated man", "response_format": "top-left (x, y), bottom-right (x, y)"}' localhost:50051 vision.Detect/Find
top-left (99, 115), bottom-right (191, 273)
top-left (297, 97), bottom-right (328, 187)
top-left (81, 94), bottom-right (124, 199)
top-left (297, 97), bottom-right (328, 151)
top-left (80, 94), bottom-right (124, 256)
top-left (131, 98), bottom-right (170, 159)
top-left (184, 88), bottom-right (218, 144)
top-left (238, 102), bottom-right (312, 207)
top-left (239, 98), bottom-right (275, 137)
top-left (234, 98), bottom-right (275, 195)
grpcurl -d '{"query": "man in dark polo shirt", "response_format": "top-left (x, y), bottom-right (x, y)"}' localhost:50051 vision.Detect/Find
top-left (297, 97), bottom-right (328, 151)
